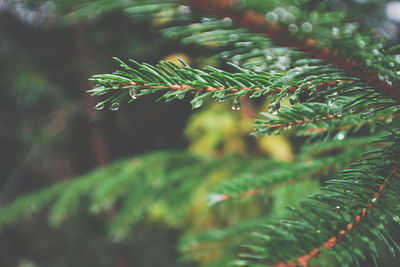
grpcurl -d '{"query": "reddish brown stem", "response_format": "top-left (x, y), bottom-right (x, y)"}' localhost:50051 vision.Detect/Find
top-left (184, 0), bottom-right (400, 101)
top-left (306, 113), bottom-right (400, 133)
top-left (264, 113), bottom-right (340, 130)
top-left (118, 79), bottom-right (348, 96)
top-left (274, 164), bottom-right (399, 267)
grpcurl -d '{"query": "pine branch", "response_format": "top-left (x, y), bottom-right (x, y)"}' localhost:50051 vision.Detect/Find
top-left (185, 0), bottom-right (400, 101)
top-left (89, 58), bottom-right (291, 110)
top-left (254, 98), bottom-right (400, 137)
top-left (0, 181), bottom-right (69, 227)
top-left (163, 15), bottom-right (400, 121)
top-left (274, 165), bottom-right (398, 267)
top-left (89, 57), bottom-right (369, 113)
top-left (0, 151), bottom-right (270, 240)
top-left (180, 215), bottom-right (271, 262)
top-left (239, 130), bottom-right (400, 266)
top-left (208, 135), bottom-right (379, 205)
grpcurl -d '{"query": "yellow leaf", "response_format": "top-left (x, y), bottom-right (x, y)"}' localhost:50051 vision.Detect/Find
top-left (258, 135), bottom-right (294, 161)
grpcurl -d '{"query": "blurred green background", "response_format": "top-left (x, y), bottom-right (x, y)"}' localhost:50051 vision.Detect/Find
top-left (0, 2), bottom-right (192, 266)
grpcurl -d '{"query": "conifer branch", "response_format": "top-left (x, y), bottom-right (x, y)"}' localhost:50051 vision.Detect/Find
top-left (209, 136), bottom-right (379, 205)
top-left (274, 164), bottom-right (399, 267)
top-left (185, 0), bottom-right (400, 101)
top-left (254, 98), bottom-right (399, 137)
top-left (89, 58), bottom-right (353, 110)
top-left (305, 113), bottom-right (400, 134)
top-left (240, 131), bottom-right (400, 266)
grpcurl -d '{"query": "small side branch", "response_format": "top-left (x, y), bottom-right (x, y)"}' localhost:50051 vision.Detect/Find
top-left (186, 0), bottom-right (400, 101)
top-left (274, 164), bottom-right (399, 267)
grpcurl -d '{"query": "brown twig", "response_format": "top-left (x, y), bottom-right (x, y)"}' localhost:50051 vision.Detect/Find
top-left (305, 113), bottom-right (400, 133)
top-left (274, 164), bottom-right (399, 267)
top-left (117, 79), bottom-right (349, 97)
top-left (184, 0), bottom-right (400, 101)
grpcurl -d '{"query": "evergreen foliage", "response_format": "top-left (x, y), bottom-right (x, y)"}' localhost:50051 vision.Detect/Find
top-left (1, 0), bottom-right (400, 266)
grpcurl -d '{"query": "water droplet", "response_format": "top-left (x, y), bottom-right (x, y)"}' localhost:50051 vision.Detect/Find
top-left (266, 12), bottom-right (278, 22)
top-left (278, 64), bottom-right (287, 70)
top-left (222, 17), bottom-right (232, 24)
top-left (328, 99), bottom-right (334, 109)
top-left (301, 22), bottom-right (313, 33)
top-left (129, 89), bottom-right (138, 100)
top-left (229, 33), bottom-right (238, 41)
top-left (335, 205), bottom-right (341, 209)
top-left (218, 98), bottom-right (225, 103)
top-left (360, 113), bottom-right (372, 120)
top-left (289, 24), bottom-right (298, 33)
top-left (378, 74), bottom-right (388, 81)
top-left (289, 96), bottom-right (297, 105)
top-left (278, 56), bottom-right (289, 64)
top-left (316, 229), bottom-right (321, 234)
top-left (335, 112), bottom-right (343, 118)
top-left (285, 13), bottom-right (295, 23)
top-left (232, 100), bottom-right (241, 111)
top-left (337, 132), bottom-right (345, 140)
top-left (372, 49), bottom-right (380, 56)
top-left (201, 17), bottom-right (211, 24)
top-left (332, 27), bottom-right (340, 38)
top-left (274, 7), bottom-right (287, 20)
top-left (177, 5), bottom-right (190, 14)
top-left (268, 102), bottom-right (280, 115)
top-left (386, 1), bottom-right (400, 22)
top-left (206, 193), bottom-right (227, 205)
top-left (357, 40), bottom-right (366, 48)
top-left (371, 197), bottom-right (378, 203)
top-left (110, 102), bottom-right (120, 111)
top-left (192, 99), bottom-right (203, 109)
top-left (95, 102), bottom-right (105, 110)
top-left (343, 29), bottom-right (352, 37)
top-left (328, 92), bottom-right (338, 108)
